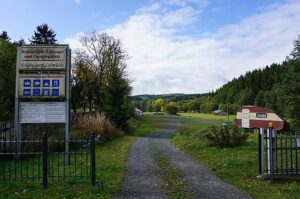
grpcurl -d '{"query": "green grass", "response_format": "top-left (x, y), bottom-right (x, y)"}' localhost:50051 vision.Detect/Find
top-left (154, 152), bottom-right (194, 199)
top-left (0, 115), bottom-right (166, 199)
top-left (178, 112), bottom-right (236, 122)
top-left (171, 120), bottom-right (300, 199)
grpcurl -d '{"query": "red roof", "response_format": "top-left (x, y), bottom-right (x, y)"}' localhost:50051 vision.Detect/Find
top-left (237, 106), bottom-right (274, 113)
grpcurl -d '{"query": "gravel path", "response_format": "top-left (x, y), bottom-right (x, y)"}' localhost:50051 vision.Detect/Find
top-left (118, 115), bottom-right (252, 199)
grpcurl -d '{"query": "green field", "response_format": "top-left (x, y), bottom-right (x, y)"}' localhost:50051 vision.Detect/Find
top-left (0, 115), bottom-right (166, 199)
top-left (171, 118), bottom-right (300, 199)
top-left (178, 112), bottom-right (236, 122)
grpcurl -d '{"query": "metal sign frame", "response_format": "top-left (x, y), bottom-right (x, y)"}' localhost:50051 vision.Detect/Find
top-left (14, 45), bottom-right (71, 161)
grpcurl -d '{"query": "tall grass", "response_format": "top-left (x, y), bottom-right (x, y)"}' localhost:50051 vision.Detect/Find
top-left (72, 113), bottom-right (123, 141)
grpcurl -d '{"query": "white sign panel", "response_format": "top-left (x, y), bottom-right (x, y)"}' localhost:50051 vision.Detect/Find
top-left (20, 46), bottom-right (67, 70)
top-left (242, 109), bottom-right (250, 128)
top-left (19, 102), bottom-right (66, 123)
top-left (297, 138), bottom-right (300, 148)
top-left (19, 74), bottom-right (65, 98)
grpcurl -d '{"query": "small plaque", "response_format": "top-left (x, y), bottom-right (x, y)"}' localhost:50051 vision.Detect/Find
top-left (297, 138), bottom-right (300, 148)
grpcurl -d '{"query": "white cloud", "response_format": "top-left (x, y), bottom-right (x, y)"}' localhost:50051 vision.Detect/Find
top-left (166, 0), bottom-right (209, 8)
top-left (64, 32), bottom-right (84, 50)
top-left (92, 12), bottom-right (100, 17)
top-left (65, 0), bottom-right (300, 95)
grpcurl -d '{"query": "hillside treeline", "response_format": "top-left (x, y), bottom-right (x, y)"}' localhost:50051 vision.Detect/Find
top-left (135, 35), bottom-right (300, 128)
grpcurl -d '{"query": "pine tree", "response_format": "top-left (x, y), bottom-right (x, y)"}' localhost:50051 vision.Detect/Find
top-left (103, 65), bottom-right (132, 129)
top-left (0, 31), bottom-right (11, 42)
top-left (291, 35), bottom-right (300, 59)
top-left (30, 24), bottom-right (57, 44)
top-left (254, 91), bottom-right (265, 107)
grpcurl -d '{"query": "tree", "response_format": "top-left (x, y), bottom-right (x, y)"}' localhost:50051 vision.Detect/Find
top-left (0, 31), bottom-right (11, 42)
top-left (78, 31), bottom-right (128, 112)
top-left (146, 101), bottom-right (154, 112)
top-left (14, 39), bottom-right (26, 46)
top-left (72, 58), bottom-right (97, 112)
top-left (75, 31), bottom-right (133, 129)
top-left (165, 102), bottom-right (178, 115)
top-left (282, 60), bottom-right (300, 128)
top-left (103, 63), bottom-right (132, 129)
top-left (0, 39), bottom-right (17, 120)
top-left (187, 99), bottom-right (200, 112)
top-left (152, 98), bottom-right (164, 112)
top-left (291, 35), bottom-right (300, 59)
top-left (30, 24), bottom-right (57, 44)
top-left (254, 91), bottom-right (265, 107)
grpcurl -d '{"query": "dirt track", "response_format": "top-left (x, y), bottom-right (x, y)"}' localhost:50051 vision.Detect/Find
top-left (118, 115), bottom-right (251, 199)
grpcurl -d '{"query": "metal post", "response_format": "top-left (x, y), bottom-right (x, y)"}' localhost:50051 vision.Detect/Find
top-left (267, 129), bottom-right (270, 173)
top-left (259, 128), bottom-right (264, 175)
top-left (65, 48), bottom-right (71, 165)
top-left (42, 132), bottom-right (48, 188)
top-left (15, 47), bottom-right (21, 159)
top-left (91, 133), bottom-right (96, 186)
top-left (269, 128), bottom-right (274, 183)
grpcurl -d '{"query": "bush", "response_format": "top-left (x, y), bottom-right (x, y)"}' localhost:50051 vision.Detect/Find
top-left (205, 125), bottom-right (249, 148)
top-left (165, 102), bottom-right (178, 115)
top-left (72, 112), bottom-right (123, 141)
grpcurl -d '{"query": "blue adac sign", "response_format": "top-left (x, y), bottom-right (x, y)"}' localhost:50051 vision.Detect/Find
top-left (52, 80), bottom-right (60, 87)
top-left (23, 80), bottom-right (31, 87)
top-left (43, 80), bottom-right (50, 87)
top-left (52, 89), bottom-right (59, 96)
top-left (23, 89), bottom-right (31, 96)
top-left (42, 89), bottom-right (50, 96)
top-left (33, 89), bottom-right (40, 96)
top-left (33, 80), bottom-right (41, 87)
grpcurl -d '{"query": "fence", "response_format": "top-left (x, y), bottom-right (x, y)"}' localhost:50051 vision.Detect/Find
top-left (261, 129), bottom-right (300, 182)
top-left (0, 121), bottom-right (96, 188)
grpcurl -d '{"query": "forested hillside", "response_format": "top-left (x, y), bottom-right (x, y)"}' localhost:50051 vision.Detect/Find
top-left (134, 35), bottom-right (300, 128)
top-left (207, 35), bottom-right (300, 127)
top-left (209, 58), bottom-right (300, 126)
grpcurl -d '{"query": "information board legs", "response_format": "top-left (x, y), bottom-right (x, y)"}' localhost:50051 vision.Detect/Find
top-left (268, 129), bottom-right (274, 183)
top-left (14, 99), bottom-right (21, 159)
top-left (259, 128), bottom-right (264, 175)
top-left (65, 49), bottom-right (71, 165)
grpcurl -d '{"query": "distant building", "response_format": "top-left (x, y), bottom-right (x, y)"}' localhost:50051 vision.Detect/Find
top-left (135, 108), bottom-right (144, 116)
top-left (212, 110), bottom-right (228, 116)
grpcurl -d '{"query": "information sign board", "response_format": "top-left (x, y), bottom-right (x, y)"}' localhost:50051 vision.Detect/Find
top-left (236, 106), bottom-right (284, 130)
top-left (241, 109), bottom-right (250, 128)
top-left (297, 138), bottom-right (300, 148)
top-left (19, 102), bottom-right (66, 123)
top-left (19, 46), bottom-right (67, 70)
top-left (19, 74), bottom-right (65, 97)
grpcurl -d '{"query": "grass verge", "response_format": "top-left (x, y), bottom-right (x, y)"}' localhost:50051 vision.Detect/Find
top-left (0, 115), bottom-right (166, 199)
top-left (154, 152), bottom-right (194, 199)
top-left (171, 120), bottom-right (300, 199)
top-left (178, 112), bottom-right (236, 122)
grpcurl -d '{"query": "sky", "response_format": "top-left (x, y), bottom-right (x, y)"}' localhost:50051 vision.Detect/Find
top-left (1, 0), bottom-right (300, 95)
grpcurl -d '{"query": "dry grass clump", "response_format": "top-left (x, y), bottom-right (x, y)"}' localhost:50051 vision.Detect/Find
top-left (72, 112), bottom-right (123, 140)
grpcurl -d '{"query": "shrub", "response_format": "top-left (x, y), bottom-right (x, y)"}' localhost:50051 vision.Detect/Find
top-left (165, 102), bottom-right (178, 115)
top-left (72, 112), bottom-right (122, 141)
top-left (205, 125), bottom-right (249, 148)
